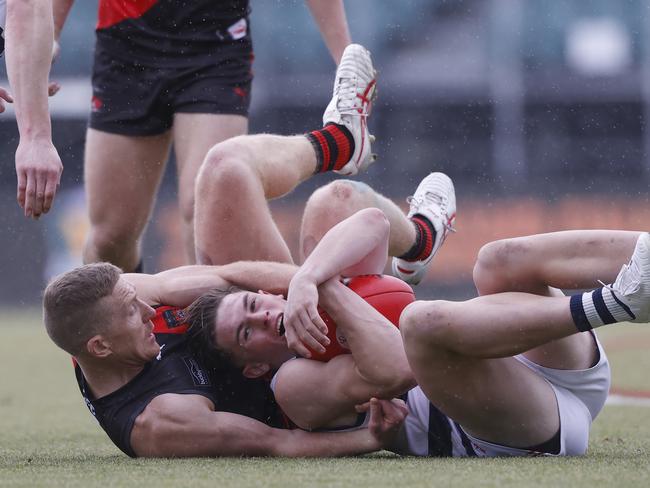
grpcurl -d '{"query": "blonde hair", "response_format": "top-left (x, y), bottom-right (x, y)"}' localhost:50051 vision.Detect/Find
top-left (43, 263), bottom-right (122, 356)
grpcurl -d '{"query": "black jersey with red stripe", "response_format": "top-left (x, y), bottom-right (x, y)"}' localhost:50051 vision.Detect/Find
top-left (74, 304), bottom-right (285, 457)
top-left (95, 0), bottom-right (251, 67)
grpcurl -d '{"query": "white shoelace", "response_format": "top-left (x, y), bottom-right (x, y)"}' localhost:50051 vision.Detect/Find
top-left (407, 192), bottom-right (457, 233)
top-left (612, 260), bottom-right (642, 295)
top-left (334, 76), bottom-right (370, 116)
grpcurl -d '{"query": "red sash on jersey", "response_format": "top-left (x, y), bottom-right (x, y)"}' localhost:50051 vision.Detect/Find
top-left (151, 305), bottom-right (189, 334)
top-left (97, 0), bottom-right (158, 29)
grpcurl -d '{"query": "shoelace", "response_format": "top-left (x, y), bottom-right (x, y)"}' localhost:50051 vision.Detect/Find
top-left (334, 76), bottom-right (370, 116)
top-left (407, 192), bottom-right (457, 233)
top-left (612, 259), bottom-right (642, 295)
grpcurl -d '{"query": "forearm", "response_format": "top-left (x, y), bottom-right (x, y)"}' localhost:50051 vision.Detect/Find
top-left (305, 0), bottom-right (351, 64)
top-left (129, 262), bottom-right (297, 307)
top-left (52, 0), bottom-right (74, 40)
top-left (132, 396), bottom-right (381, 458)
top-left (5, 0), bottom-right (53, 141)
top-left (298, 208), bottom-right (389, 285)
top-left (320, 280), bottom-right (414, 394)
top-left (217, 261), bottom-right (297, 295)
top-left (270, 425), bottom-right (379, 457)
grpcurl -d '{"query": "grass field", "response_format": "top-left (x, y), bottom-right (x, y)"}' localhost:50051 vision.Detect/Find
top-left (1, 310), bottom-right (650, 488)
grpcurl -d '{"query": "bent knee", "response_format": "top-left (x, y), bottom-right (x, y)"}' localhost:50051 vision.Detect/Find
top-left (473, 238), bottom-right (530, 293)
top-left (307, 180), bottom-right (367, 208)
top-left (400, 300), bottom-right (455, 348)
top-left (197, 140), bottom-right (256, 195)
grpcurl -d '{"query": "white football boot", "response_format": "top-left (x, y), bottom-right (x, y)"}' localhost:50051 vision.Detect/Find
top-left (609, 232), bottom-right (650, 323)
top-left (392, 172), bottom-right (457, 285)
top-left (322, 43), bottom-right (377, 176)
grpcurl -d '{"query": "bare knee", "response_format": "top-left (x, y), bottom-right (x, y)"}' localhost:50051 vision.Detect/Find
top-left (400, 300), bottom-right (456, 351)
top-left (304, 180), bottom-right (372, 223)
top-left (473, 238), bottom-right (531, 294)
top-left (197, 138), bottom-right (256, 197)
top-left (88, 220), bottom-right (140, 257)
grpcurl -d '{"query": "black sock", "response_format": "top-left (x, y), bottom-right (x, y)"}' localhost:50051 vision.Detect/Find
top-left (397, 216), bottom-right (437, 262)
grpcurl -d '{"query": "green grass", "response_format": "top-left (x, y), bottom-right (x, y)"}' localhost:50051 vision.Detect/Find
top-left (2, 311), bottom-right (650, 487)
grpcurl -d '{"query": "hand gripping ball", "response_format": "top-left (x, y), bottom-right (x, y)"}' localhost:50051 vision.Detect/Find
top-left (307, 274), bottom-right (415, 362)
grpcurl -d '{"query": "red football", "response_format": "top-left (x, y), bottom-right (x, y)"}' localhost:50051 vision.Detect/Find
top-left (308, 274), bottom-right (415, 362)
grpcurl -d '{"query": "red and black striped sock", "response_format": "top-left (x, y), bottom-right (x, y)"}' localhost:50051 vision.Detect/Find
top-left (306, 123), bottom-right (355, 173)
top-left (398, 216), bottom-right (437, 262)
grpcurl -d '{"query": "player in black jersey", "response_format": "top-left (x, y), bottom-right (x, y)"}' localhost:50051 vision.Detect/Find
top-left (52, 0), bottom-right (352, 273)
top-left (43, 259), bottom-right (407, 457)
top-left (2, 0), bottom-right (64, 220)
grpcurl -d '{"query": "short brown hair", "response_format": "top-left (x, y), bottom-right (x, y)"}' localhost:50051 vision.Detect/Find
top-left (185, 286), bottom-right (242, 370)
top-left (43, 263), bottom-right (122, 356)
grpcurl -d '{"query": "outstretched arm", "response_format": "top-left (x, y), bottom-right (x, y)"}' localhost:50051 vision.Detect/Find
top-left (5, 0), bottom-right (63, 219)
top-left (125, 261), bottom-right (298, 307)
top-left (130, 393), bottom-right (404, 458)
top-left (305, 0), bottom-right (351, 64)
top-left (285, 208), bottom-right (390, 356)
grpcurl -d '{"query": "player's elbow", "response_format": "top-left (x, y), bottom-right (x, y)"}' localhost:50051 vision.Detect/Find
top-left (360, 359), bottom-right (415, 398)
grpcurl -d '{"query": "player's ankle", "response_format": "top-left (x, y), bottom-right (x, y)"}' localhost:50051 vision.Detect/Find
top-left (569, 286), bottom-right (634, 332)
top-left (305, 123), bottom-right (355, 173)
top-left (397, 216), bottom-right (437, 263)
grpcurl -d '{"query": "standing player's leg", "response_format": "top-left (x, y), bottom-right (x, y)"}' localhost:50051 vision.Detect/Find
top-left (173, 113), bottom-right (248, 263)
top-left (400, 230), bottom-right (649, 453)
top-left (299, 173), bottom-right (456, 276)
top-left (83, 129), bottom-right (172, 272)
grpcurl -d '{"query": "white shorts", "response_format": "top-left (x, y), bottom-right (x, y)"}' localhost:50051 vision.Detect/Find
top-left (400, 334), bottom-right (611, 457)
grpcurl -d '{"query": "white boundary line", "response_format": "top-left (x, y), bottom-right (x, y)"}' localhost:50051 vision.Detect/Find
top-left (606, 394), bottom-right (650, 407)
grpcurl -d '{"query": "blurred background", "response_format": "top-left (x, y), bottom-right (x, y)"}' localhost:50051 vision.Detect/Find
top-left (1, 0), bottom-right (649, 305)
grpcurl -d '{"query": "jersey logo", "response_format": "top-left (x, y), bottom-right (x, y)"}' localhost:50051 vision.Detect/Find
top-left (156, 344), bottom-right (165, 361)
top-left (162, 308), bottom-right (188, 329)
top-left (182, 356), bottom-right (211, 387)
top-left (227, 18), bottom-right (247, 40)
top-left (84, 397), bottom-right (97, 417)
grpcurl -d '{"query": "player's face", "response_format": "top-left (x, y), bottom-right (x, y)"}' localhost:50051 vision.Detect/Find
top-left (214, 291), bottom-right (294, 369)
top-left (105, 278), bottom-right (159, 363)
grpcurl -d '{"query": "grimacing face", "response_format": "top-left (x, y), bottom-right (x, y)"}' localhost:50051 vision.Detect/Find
top-left (213, 290), bottom-right (294, 372)
top-left (101, 277), bottom-right (159, 364)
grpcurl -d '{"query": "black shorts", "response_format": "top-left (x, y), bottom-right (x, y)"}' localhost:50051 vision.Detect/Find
top-left (89, 44), bottom-right (253, 136)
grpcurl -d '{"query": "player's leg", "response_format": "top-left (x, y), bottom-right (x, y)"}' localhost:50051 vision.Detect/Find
top-left (300, 180), bottom-right (416, 262)
top-left (299, 173), bottom-right (456, 277)
top-left (400, 231), bottom-right (650, 450)
top-left (173, 113), bottom-right (248, 263)
top-left (194, 134), bottom-right (320, 265)
top-left (473, 230), bottom-right (642, 369)
top-left (473, 230), bottom-right (641, 296)
top-left (401, 299), bottom-right (563, 450)
top-left (83, 129), bottom-right (171, 271)
top-left (83, 46), bottom-right (174, 272)
top-left (194, 43), bottom-right (378, 265)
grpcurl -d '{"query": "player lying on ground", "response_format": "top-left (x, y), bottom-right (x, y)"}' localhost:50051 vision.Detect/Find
top-left (40, 167), bottom-right (456, 457)
top-left (42, 256), bottom-right (410, 458)
top-left (189, 204), bottom-right (650, 456)
top-left (40, 43), bottom-right (425, 458)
